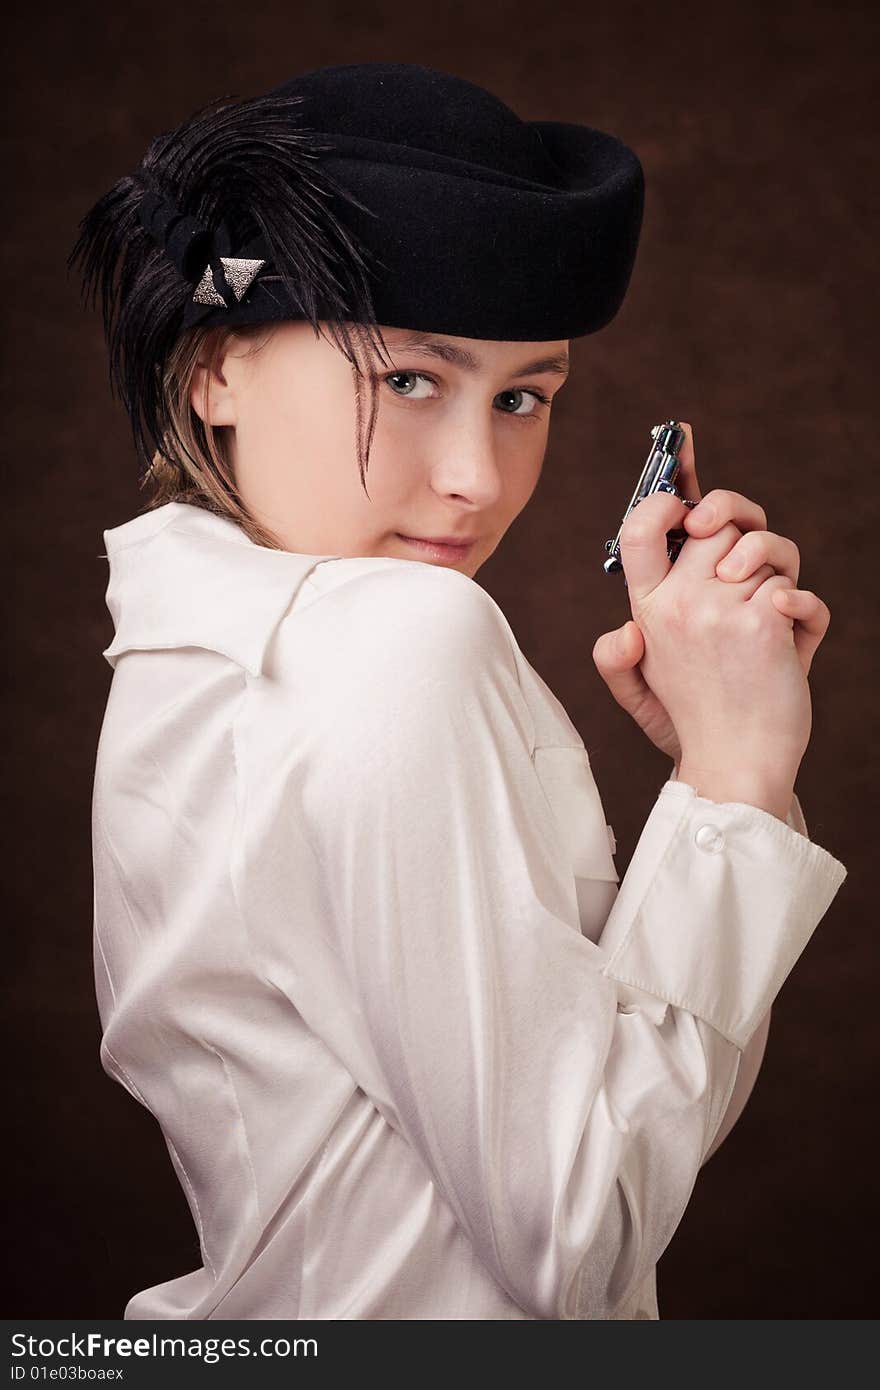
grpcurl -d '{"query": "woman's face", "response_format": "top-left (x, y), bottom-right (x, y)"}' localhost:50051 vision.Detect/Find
top-left (192, 320), bottom-right (570, 577)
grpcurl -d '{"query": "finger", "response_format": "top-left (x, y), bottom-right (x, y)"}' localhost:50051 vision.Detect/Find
top-left (685, 486), bottom-right (768, 537)
top-left (616, 619), bottom-right (645, 665)
top-left (593, 620), bottom-right (644, 674)
top-left (668, 515), bottom-right (751, 585)
top-left (736, 560), bottom-right (776, 599)
top-left (749, 572), bottom-right (794, 606)
top-left (753, 575), bottom-right (830, 675)
top-left (592, 623), bottom-right (651, 713)
top-left (716, 531), bottom-right (801, 587)
top-left (619, 489), bottom-right (701, 601)
top-left (770, 587), bottom-right (831, 673)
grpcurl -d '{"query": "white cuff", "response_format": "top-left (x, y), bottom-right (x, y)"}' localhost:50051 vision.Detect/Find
top-left (596, 778), bottom-right (847, 1048)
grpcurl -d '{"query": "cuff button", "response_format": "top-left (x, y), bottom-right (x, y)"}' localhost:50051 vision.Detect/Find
top-left (695, 823), bottom-right (725, 852)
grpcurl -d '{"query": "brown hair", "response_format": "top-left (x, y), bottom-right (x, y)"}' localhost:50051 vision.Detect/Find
top-left (140, 319), bottom-right (385, 550)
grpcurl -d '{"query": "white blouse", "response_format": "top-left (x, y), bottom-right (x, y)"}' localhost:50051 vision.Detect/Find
top-left (92, 500), bottom-right (847, 1320)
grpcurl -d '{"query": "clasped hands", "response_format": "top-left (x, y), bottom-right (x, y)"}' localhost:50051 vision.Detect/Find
top-left (592, 421), bottom-right (831, 768)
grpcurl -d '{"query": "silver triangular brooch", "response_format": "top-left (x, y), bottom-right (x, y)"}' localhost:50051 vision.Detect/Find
top-left (192, 257), bottom-right (266, 307)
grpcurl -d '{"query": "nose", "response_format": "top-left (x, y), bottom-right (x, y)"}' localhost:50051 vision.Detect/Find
top-left (429, 420), bottom-right (504, 508)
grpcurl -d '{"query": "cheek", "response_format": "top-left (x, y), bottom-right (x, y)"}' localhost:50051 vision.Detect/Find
top-left (507, 445), bottom-right (544, 506)
top-left (252, 389), bottom-right (298, 450)
top-left (363, 409), bottom-right (411, 480)
top-left (259, 355), bottom-right (356, 446)
top-left (352, 413), bottom-right (419, 502)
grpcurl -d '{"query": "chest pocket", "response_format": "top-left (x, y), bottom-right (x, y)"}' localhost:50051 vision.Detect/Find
top-left (532, 744), bottom-right (620, 945)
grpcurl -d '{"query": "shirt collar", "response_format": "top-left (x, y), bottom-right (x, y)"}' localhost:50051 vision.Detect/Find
top-left (100, 501), bottom-right (343, 677)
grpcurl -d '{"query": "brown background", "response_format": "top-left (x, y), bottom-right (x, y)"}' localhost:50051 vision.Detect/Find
top-left (6, 0), bottom-right (877, 1318)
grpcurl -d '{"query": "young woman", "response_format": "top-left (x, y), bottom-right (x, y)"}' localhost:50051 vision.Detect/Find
top-left (71, 61), bottom-right (847, 1321)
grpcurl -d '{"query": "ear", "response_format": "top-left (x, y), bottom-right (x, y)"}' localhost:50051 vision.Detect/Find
top-left (189, 333), bottom-right (238, 427)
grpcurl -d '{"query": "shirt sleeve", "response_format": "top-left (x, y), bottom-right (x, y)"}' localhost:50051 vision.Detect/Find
top-left (669, 768), bottom-right (802, 1167)
top-left (701, 1003), bottom-right (772, 1165)
top-left (669, 772), bottom-right (812, 1166)
top-left (283, 564), bottom-right (848, 1320)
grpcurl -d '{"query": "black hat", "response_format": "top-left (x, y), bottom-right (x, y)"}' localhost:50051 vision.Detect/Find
top-left (132, 62), bottom-right (644, 342)
top-left (69, 63), bottom-right (644, 476)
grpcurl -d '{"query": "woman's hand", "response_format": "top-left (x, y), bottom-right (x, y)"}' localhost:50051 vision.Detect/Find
top-left (592, 421), bottom-right (831, 768)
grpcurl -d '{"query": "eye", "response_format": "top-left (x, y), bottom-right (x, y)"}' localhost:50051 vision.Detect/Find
top-left (495, 386), bottom-right (552, 418)
top-left (382, 371), bottom-right (552, 419)
top-left (383, 371), bottom-right (437, 401)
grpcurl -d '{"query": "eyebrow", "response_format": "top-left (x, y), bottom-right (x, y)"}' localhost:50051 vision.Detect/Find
top-left (382, 332), bottom-right (570, 378)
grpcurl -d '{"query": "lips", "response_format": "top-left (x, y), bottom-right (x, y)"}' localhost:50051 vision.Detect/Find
top-left (412, 535), bottom-right (479, 546)
top-left (396, 533), bottom-right (476, 563)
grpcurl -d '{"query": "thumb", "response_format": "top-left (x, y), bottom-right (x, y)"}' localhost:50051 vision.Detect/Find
top-left (592, 620), bottom-right (649, 714)
top-left (592, 619), bottom-right (681, 762)
top-left (593, 619), bottom-right (644, 673)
